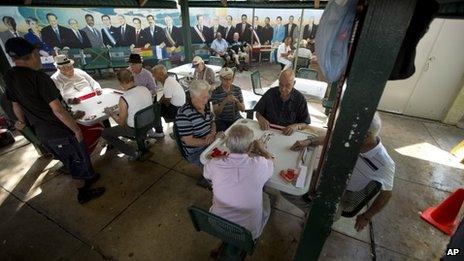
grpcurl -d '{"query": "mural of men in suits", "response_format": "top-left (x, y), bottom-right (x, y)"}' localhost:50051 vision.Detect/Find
top-left (116, 14), bottom-right (135, 46)
top-left (272, 16), bottom-right (285, 43)
top-left (261, 17), bottom-right (274, 45)
top-left (163, 15), bottom-right (182, 48)
top-left (210, 16), bottom-right (225, 42)
top-left (251, 16), bottom-right (263, 45)
top-left (235, 14), bottom-right (251, 44)
top-left (67, 18), bottom-right (92, 49)
top-left (142, 15), bottom-right (165, 48)
top-left (0, 16), bottom-right (20, 45)
top-left (132, 18), bottom-right (146, 48)
top-left (191, 14), bottom-right (212, 44)
top-left (23, 17), bottom-right (53, 54)
top-left (284, 15), bottom-right (298, 41)
top-left (82, 14), bottom-right (104, 48)
top-left (101, 15), bottom-right (118, 47)
top-left (41, 13), bottom-right (73, 49)
top-left (224, 15), bottom-right (236, 44)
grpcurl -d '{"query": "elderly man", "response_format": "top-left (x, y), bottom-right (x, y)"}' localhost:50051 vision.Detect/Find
top-left (210, 32), bottom-right (230, 62)
top-left (277, 36), bottom-right (294, 70)
top-left (175, 80), bottom-right (217, 166)
top-left (192, 56), bottom-right (215, 86)
top-left (102, 69), bottom-right (153, 161)
top-left (204, 124), bottom-right (273, 239)
top-left (211, 67), bottom-right (244, 131)
top-left (4, 37), bottom-right (104, 204)
top-left (152, 64), bottom-right (186, 132)
top-left (255, 69), bottom-right (310, 135)
top-left (51, 54), bottom-right (102, 103)
top-left (228, 32), bottom-right (250, 72)
top-left (127, 53), bottom-right (157, 95)
top-left (288, 112), bottom-right (395, 231)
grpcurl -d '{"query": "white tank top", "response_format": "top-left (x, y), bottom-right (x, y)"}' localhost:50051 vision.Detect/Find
top-left (122, 86), bottom-right (153, 128)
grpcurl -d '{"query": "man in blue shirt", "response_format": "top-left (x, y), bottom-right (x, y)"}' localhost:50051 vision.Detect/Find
top-left (210, 32), bottom-right (230, 63)
top-left (272, 16), bottom-right (285, 43)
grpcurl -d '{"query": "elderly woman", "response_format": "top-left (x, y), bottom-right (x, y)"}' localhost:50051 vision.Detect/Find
top-left (204, 124), bottom-right (273, 239)
top-left (192, 56), bottom-right (215, 86)
top-left (175, 80), bottom-right (217, 166)
top-left (211, 67), bottom-right (245, 132)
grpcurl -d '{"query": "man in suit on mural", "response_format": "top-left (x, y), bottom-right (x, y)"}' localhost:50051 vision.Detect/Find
top-left (261, 17), bottom-right (274, 45)
top-left (82, 14), bottom-right (105, 48)
top-left (235, 14), bottom-right (251, 44)
top-left (163, 15), bottom-right (182, 48)
top-left (41, 13), bottom-right (73, 49)
top-left (191, 14), bottom-right (212, 44)
top-left (101, 15), bottom-right (118, 47)
top-left (210, 16), bottom-right (225, 43)
top-left (132, 17), bottom-right (146, 48)
top-left (142, 14), bottom-right (165, 48)
top-left (224, 15), bottom-right (236, 44)
top-left (67, 18), bottom-right (92, 49)
top-left (0, 16), bottom-right (21, 45)
top-left (284, 15), bottom-right (298, 41)
top-left (251, 16), bottom-right (263, 45)
top-left (116, 14), bottom-right (135, 47)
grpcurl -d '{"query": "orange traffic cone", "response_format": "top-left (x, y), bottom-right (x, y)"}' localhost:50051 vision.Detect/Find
top-left (420, 188), bottom-right (464, 235)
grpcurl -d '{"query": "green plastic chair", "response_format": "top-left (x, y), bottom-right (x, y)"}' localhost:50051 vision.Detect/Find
top-left (250, 70), bottom-right (264, 96)
top-left (159, 58), bottom-right (173, 70)
top-left (295, 57), bottom-right (310, 71)
top-left (82, 47), bottom-right (110, 71)
top-left (64, 48), bottom-right (85, 69)
top-left (109, 46), bottom-right (131, 68)
top-left (341, 180), bottom-right (382, 218)
top-left (209, 56), bottom-right (225, 67)
top-left (126, 103), bottom-right (161, 152)
top-left (172, 123), bottom-right (188, 160)
top-left (297, 68), bottom-right (318, 80)
top-left (188, 205), bottom-right (257, 260)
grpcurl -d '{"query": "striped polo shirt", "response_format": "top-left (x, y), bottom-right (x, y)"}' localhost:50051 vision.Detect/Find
top-left (346, 139), bottom-right (395, 192)
top-left (175, 102), bottom-right (214, 157)
top-left (210, 85), bottom-right (243, 122)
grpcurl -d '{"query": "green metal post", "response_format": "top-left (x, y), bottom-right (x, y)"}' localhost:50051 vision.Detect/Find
top-left (179, 0), bottom-right (193, 62)
top-left (294, 0), bottom-right (418, 260)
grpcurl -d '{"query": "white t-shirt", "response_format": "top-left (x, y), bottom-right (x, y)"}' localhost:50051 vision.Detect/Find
top-left (122, 86), bottom-right (153, 128)
top-left (162, 76), bottom-right (186, 107)
top-left (346, 140), bottom-right (395, 191)
top-left (277, 43), bottom-right (291, 64)
top-left (51, 68), bottom-right (101, 100)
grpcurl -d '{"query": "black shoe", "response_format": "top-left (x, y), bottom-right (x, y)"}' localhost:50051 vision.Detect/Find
top-left (196, 177), bottom-right (212, 191)
top-left (106, 144), bottom-right (114, 151)
top-left (78, 187), bottom-right (106, 204)
top-left (84, 173), bottom-right (101, 187)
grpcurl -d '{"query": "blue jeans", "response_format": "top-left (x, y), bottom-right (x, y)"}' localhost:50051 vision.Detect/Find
top-left (41, 135), bottom-right (96, 180)
top-left (186, 149), bottom-right (204, 168)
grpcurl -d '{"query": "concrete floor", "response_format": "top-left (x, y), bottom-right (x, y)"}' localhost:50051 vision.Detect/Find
top-left (0, 63), bottom-right (463, 260)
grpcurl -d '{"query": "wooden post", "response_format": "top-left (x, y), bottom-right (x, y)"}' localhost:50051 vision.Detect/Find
top-left (179, 0), bottom-right (193, 62)
top-left (294, 0), bottom-right (418, 260)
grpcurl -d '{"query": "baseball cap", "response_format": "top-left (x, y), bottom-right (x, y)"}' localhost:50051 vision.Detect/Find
top-left (192, 56), bottom-right (204, 68)
top-left (5, 37), bottom-right (38, 59)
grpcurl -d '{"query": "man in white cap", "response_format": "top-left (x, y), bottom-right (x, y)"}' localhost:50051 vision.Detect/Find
top-left (51, 54), bottom-right (102, 104)
top-left (192, 56), bottom-right (215, 86)
top-left (211, 67), bottom-right (244, 131)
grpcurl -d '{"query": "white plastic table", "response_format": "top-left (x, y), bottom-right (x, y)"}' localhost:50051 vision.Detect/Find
top-left (200, 119), bottom-right (320, 195)
top-left (269, 77), bottom-right (328, 100)
top-left (168, 64), bottom-right (222, 78)
top-left (69, 88), bottom-right (122, 126)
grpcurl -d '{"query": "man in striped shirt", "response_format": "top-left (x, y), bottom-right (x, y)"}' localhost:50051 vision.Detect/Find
top-left (175, 80), bottom-right (217, 166)
top-left (287, 112), bottom-right (395, 231)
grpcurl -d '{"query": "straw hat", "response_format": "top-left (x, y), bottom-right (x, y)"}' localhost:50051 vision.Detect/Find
top-left (219, 67), bottom-right (234, 78)
top-left (54, 54), bottom-right (74, 67)
top-left (192, 56), bottom-right (204, 67)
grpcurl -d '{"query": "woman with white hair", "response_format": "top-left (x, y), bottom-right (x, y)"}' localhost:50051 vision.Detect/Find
top-left (175, 79), bottom-right (217, 166)
top-left (204, 124), bottom-right (274, 239)
top-left (287, 112), bottom-right (395, 232)
top-left (211, 67), bottom-right (245, 131)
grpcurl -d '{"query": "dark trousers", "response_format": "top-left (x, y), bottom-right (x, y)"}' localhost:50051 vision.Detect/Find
top-left (41, 135), bottom-right (96, 180)
top-left (155, 103), bottom-right (180, 132)
top-left (215, 119), bottom-right (235, 132)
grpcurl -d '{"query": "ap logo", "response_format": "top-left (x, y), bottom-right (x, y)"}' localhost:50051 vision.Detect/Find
top-left (446, 248), bottom-right (460, 256)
